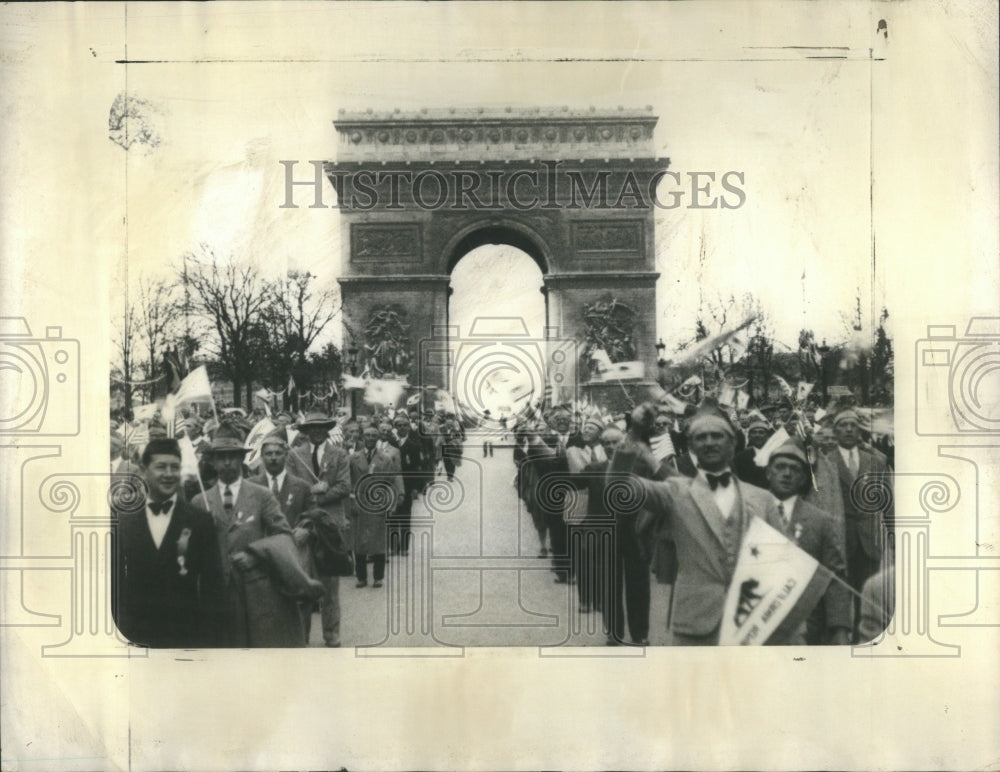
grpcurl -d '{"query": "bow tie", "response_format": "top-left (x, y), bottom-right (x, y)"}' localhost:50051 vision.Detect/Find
top-left (706, 471), bottom-right (732, 491)
top-left (148, 499), bottom-right (173, 515)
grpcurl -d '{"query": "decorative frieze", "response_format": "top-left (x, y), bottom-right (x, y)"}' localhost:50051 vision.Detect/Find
top-left (350, 223), bottom-right (421, 261)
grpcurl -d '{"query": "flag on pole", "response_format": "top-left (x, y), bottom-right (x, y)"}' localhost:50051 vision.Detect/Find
top-left (796, 381), bottom-right (814, 404)
top-left (287, 374), bottom-right (296, 395)
top-left (177, 434), bottom-right (201, 481)
top-left (736, 389), bottom-right (750, 411)
top-left (718, 517), bottom-right (832, 645)
top-left (244, 416), bottom-right (276, 469)
top-left (774, 375), bottom-right (794, 398)
top-left (672, 315), bottom-right (757, 367)
top-left (364, 378), bottom-right (406, 407)
top-left (173, 366), bottom-right (213, 404)
top-left (132, 403), bottom-right (159, 422)
top-left (342, 374), bottom-right (366, 390)
top-left (651, 432), bottom-right (676, 462)
top-left (718, 383), bottom-right (737, 407)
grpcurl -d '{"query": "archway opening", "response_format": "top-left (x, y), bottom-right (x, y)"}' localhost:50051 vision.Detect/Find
top-left (448, 244), bottom-right (546, 426)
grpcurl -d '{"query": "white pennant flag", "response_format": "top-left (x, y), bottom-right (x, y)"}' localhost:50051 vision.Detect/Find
top-left (718, 517), bottom-right (831, 645)
top-left (364, 378), bottom-right (407, 407)
top-left (796, 381), bottom-right (814, 404)
top-left (754, 426), bottom-right (790, 467)
top-left (174, 366), bottom-right (213, 404)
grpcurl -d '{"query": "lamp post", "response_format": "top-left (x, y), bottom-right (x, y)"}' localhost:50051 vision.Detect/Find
top-left (346, 345), bottom-right (359, 418)
top-left (655, 338), bottom-right (667, 388)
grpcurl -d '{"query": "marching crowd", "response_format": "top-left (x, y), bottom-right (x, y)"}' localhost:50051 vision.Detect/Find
top-left (111, 405), bottom-right (465, 648)
top-left (512, 398), bottom-right (894, 645)
top-left (111, 392), bottom-right (894, 648)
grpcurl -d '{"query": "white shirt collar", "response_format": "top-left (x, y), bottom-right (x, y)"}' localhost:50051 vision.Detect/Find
top-left (775, 495), bottom-right (798, 522)
top-left (218, 478), bottom-right (242, 501)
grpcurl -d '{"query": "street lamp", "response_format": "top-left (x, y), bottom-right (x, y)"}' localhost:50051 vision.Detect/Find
top-left (346, 345), bottom-right (359, 418)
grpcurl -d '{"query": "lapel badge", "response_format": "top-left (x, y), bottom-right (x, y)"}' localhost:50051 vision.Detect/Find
top-left (176, 527), bottom-right (192, 575)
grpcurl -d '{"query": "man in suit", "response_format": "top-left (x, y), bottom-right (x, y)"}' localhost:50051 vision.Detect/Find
top-left (193, 430), bottom-right (303, 647)
top-left (390, 412), bottom-right (426, 556)
top-left (528, 406), bottom-right (585, 584)
top-left (349, 425), bottom-right (404, 588)
top-left (765, 441), bottom-right (852, 645)
top-left (113, 438), bottom-right (224, 648)
top-left (634, 406), bottom-right (787, 645)
top-left (604, 404), bottom-right (671, 645)
top-left (249, 432), bottom-right (318, 641)
top-left (827, 407), bottom-right (893, 639)
top-left (288, 412), bottom-right (351, 646)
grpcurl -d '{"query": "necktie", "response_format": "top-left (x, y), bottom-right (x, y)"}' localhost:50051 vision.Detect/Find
top-left (312, 444), bottom-right (320, 477)
top-left (223, 485), bottom-right (233, 514)
top-left (849, 449), bottom-right (859, 476)
top-left (271, 476), bottom-right (280, 498)
top-left (149, 499), bottom-right (172, 516)
top-left (706, 471), bottom-right (731, 491)
top-left (778, 501), bottom-right (786, 522)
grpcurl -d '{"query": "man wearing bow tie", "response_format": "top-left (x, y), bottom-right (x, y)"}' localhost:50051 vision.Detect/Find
top-left (113, 438), bottom-right (224, 648)
top-left (633, 406), bottom-right (787, 645)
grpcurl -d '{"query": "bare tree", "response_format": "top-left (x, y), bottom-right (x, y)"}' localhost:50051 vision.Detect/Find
top-left (135, 276), bottom-right (180, 399)
top-left (111, 299), bottom-right (138, 417)
top-left (180, 246), bottom-right (275, 407)
top-left (258, 270), bottom-right (340, 405)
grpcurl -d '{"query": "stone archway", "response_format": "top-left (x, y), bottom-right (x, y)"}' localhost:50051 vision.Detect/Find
top-left (328, 108), bottom-right (669, 411)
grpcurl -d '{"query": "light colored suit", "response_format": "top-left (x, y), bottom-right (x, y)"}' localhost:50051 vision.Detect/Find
top-left (348, 447), bottom-right (404, 555)
top-left (193, 479), bottom-right (292, 585)
top-left (639, 473), bottom-right (785, 641)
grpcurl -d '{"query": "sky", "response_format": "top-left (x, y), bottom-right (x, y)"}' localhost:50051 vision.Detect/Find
top-left (79, 2), bottom-right (888, 360)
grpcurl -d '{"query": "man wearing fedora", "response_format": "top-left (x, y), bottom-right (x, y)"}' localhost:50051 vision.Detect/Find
top-left (765, 440), bottom-right (852, 645)
top-left (827, 407), bottom-right (892, 639)
top-left (633, 404), bottom-right (787, 645)
top-left (193, 427), bottom-right (306, 646)
top-left (289, 411), bottom-right (351, 646)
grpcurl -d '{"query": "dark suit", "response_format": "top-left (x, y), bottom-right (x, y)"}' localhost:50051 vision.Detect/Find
top-left (534, 432), bottom-right (585, 576)
top-left (604, 436), bottom-right (670, 644)
top-left (391, 430), bottom-right (425, 553)
top-left (780, 497), bottom-right (852, 644)
top-left (828, 446), bottom-right (892, 593)
top-left (113, 498), bottom-right (224, 647)
top-left (639, 473), bottom-right (785, 644)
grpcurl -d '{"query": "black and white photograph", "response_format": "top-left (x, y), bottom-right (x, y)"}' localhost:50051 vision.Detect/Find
top-left (1, 2), bottom-right (998, 770)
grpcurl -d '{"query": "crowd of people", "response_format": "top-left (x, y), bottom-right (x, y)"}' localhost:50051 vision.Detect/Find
top-left (511, 397), bottom-right (895, 645)
top-left (110, 390), bottom-right (894, 648)
top-left (110, 404), bottom-right (466, 648)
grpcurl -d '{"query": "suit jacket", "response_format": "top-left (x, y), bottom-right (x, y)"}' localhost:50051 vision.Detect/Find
top-left (290, 440), bottom-right (351, 518)
top-left (348, 447), bottom-right (404, 554)
top-left (192, 479), bottom-right (293, 585)
top-left (250, 471), bottom-right (312, 528)
top-left (674, 451), bottom-right (698, 479)
top-left (828, 446), bottom-right (892, 562)
top-left (639, 474), bottom-right (785, 637)
top-left (801, 452), bottom-right (846, 553)
top-left (783, 497), bottom-right (852, 640)
top-left (394, 431), bottom-right (427, 495)
top-left (113, 498), bottom-right (224, 648)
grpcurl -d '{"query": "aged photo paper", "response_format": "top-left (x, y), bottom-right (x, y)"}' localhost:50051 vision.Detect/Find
top-left (1, 2), bottom-right (998, 769)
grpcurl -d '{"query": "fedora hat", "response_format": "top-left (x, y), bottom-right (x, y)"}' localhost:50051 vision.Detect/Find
top-left (205, 424), bottom-right (250, 455)
top-left (296, 410), bottom-right (337, 430)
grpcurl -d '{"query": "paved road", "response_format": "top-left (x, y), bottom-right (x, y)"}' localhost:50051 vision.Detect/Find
top-left (307, 448), bottom-right (674, 649)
